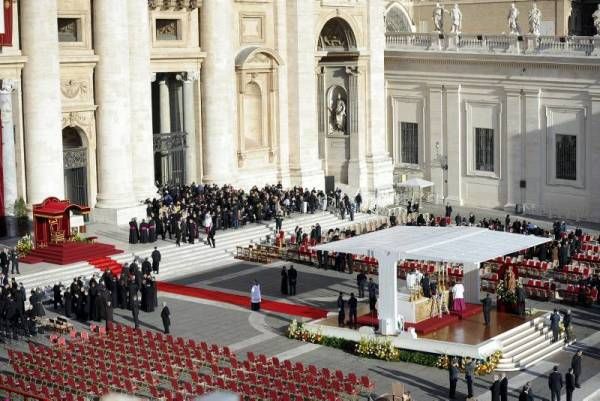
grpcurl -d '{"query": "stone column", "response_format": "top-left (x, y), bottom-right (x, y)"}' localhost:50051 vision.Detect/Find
top-left (93, 0), bottom-right (141, 223)
top-left (178, 72), bottom-right (198, 184)
top-left (0, 80), bottom-right (18, 217)
top-left (275, 0), bottom-right (291, 186)
top-left (20, 1), bottom-right (64, 204)
top-left (201, 0), bottom-right (236, 184)
top-left (286, 0), bottom-right (324, 189)
top-left (376, 253), bottom-right (399, 335)
top-left (365, 0), bottom-right (394, 205)
top-left (504, 89), bottom-right (522, 210)
top-left (523, 89), bottom-right (541, 212)
top-left (128, 0), bottom-right (156, 201)
top-left (159, 79), bottom-right (171, 134)
top-left (444, 84), bottom-right (462, 205)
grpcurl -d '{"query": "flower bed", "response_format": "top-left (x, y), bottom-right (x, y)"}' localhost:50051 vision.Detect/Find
top-left (287, 320), bottom-right (501, 375)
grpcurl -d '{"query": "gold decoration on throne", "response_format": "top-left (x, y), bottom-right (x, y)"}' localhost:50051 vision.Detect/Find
top-left (49, 219), bottom-right (66, 244)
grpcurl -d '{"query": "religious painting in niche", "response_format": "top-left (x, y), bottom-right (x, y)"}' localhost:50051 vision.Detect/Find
top-left (57, 18), bottom-right (80, 42)
top-left (318, 17), bottom-right (357, 51)
top-left (326, 85), bottom-right (347, 135)
top-left (243, 81), bottom-right (263, 150)
top-left (156, 19), bottom-right (181, 41)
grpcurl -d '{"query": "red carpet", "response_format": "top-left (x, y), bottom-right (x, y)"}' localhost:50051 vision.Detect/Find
top-left (88, 257), bottom-right (123, 276)
top-left (157, 282), bottom-right (328, 320)
top-left (357, 303), bottom-right (483, 335)
top-left (20, 242), bottom-right (123, 265)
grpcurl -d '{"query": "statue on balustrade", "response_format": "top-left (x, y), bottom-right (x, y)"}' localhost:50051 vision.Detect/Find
top-left (507, 3), bottom-right (520, 35)
top-left (450, 4), bottom-right (462, 34)
top-left (432, 3), bottom-right (446, 33)
top-left (593, 4), bottom-right (600, 36)
top-left (528, 3), bottom-right (542, 36)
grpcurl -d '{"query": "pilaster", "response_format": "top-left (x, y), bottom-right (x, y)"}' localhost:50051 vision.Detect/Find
top-left (0, 80), bottom-right (17, 218)
top-left (444, 84), bottom-right (462, 205)
top-left (427, 84), bottom-right (445, 203)
top-left (589, 93), bottom-right (600, 221)
top-left (275, 0), bottom-right (291, 187)
top-left (504, 89), bottom-right (523, 210)
top-left (523, 89), bottom-right (542, 213)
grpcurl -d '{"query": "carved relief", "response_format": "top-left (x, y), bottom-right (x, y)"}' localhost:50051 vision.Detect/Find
top-left (148, 0), bottom-right (198, 10)
top-left (62, 112), bottom-right (93, 128)
top-left (61, 80), bottom-right (89, 100)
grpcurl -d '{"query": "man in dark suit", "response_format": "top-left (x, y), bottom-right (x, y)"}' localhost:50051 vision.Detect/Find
top-left (518, 383), bottom-right (533, 401)
top-left (548, 365), bottom-right (563, 401)
top-left (348, 293), bottom-right (357, 329)
top-left (550, 309), bottom-right (561, 342)
top-left (500, 373), bottom-right (508, 401)
top-left (151, 247), bottom-right (161, 274)
top-left (288, 265), bottom-right (298, 296)
top-left (490, 374), bottom-right (500, 401)
top-left (337, 293), bottom-right (345, 327)
top-left (482, 293), bottom-right (493, 326)
top-left (161, 302), bottom-right (171, 334)
top-left (571, 350), bottom-right (582, 388)
top-left (464, 357), bottom-right (475, 398)
top-left (448, 361), bottom-right (459, 400)
top-left (565, 367), bottom-right (575, 401)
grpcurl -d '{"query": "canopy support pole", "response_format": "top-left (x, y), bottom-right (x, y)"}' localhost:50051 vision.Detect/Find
top-left (376, 252), bottom-right (399, 335)
top-left (463, 261), bottom-right (481, 304)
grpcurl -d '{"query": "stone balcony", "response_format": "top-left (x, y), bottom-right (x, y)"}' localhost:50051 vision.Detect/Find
top-left (386, 32), bottom-right (600, 57)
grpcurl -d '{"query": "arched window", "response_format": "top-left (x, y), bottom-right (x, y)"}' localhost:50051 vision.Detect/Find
top-left (62, 127), bottom-right (84, 149)
top-left (385, 4), bottom-right (413, 34)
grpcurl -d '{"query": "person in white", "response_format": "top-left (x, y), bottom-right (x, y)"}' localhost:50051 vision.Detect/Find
top-left (451, 280), bottom-right (466, 314)
top-left (450, 4), bottom-right (462, 34)
top-left (250, 280), bottom-right (262, 311)
top-left (528, 3), bottom-right (542, 36)
top-left (406, 269), bottom-right (416, 290)
top-left (507, 3), bottom-right (520, 35)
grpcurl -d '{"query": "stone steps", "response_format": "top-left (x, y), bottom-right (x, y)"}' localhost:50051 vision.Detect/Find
top-left (495, 314), bottom-right (565, 371)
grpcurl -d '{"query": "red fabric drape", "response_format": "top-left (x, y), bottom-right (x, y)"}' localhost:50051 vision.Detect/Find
top-left (0, 0), bottom-right (13, 47)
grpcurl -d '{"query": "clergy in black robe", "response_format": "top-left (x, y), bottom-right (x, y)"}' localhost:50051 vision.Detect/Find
top-left (500, 374), bottom-right (508, 401)
top-left (149, 220), bottom-right (157, 242)
top-left (89, 282), bottom-right (98, 321)
top-left (421, 274), bottom-right (431, 298)
top-left (490, 375), bottom-right (501, 401)
top-left (117, 277), bottom-right (127, 309)
top-left (105, 301), bottom-right (113, 332)
top-left (142, 258), bottom-right (152, 276)
top-left (139, 220), bottom-right (149, 244)
top-left (109, 277), bottom-right (118, 307)
top-left (128, 219), bottom-right (139, 244)
top-left (151, 248), bottom-right (161, 274)
top-left (127, 281), bottom-right (138, 310)
top-left (132, 297), bottom-right (140, 329)
top-left (161, 302), bottom-right (170, 334)
top-left (64, 289), bottom-right (72, 318)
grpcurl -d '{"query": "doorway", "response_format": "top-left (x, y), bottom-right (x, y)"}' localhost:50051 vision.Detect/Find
top-left (62, 127), bottom-right (88, 206)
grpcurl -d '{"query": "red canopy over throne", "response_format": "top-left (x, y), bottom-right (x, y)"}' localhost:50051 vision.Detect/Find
top-left (32, 197), bottom-right (90, 248)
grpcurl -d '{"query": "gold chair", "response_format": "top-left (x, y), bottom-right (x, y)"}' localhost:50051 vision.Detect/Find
top-left (49, 218), bottom-right (66, 244)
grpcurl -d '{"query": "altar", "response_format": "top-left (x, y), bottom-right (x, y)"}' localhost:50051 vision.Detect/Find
top-left (397, 289), bottom-right (449, 324)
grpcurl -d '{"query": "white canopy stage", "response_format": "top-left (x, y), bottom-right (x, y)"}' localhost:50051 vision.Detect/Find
top-left (314, 226), bottom-right (552, 335)
top-left (397, 177), bottom-right (434, 189)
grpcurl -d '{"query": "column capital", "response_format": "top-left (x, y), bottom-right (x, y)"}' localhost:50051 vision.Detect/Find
top-left (345, 66), bottom-right (360, 75)
top-left (0, 79), bottom-right (16, 94)
top-left (177, 71), bottom-right (199, 83)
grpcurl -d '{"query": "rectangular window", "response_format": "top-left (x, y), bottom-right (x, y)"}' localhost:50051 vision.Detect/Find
top-left (475, 127), bottom-right (494, 172)
top-left (556, 134), bottom-right (577, 180)
top-left (400, 122), bottom-right (419, 165)
top-left (156, 19), bottom-right (181, 41)
top-left (57, 18), bottom-right (81, 43)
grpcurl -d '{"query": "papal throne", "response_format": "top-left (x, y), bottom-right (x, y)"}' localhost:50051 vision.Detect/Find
top-left (49, 218), bottom-right (66, 244)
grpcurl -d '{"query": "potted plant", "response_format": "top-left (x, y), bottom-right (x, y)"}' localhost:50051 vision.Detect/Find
top-left (13, 197), bottom-right (30, 236)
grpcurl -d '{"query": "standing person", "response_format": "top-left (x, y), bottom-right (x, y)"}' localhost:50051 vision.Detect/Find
top-left (562, 309), bottom-right (572, 342)
top-left (128, 218), bottom-right (139, 244)
top-left (207, 224), bottom-right (216, 248)
top-left (348, 293), bottom-right (358, 329)
top-left (275, 212), bottom-right (283, 232)
top-left (288, 265), bottom-right (297, 296)
top-left (500, 373), bottom-right (508, 401)
top-left (490, 374), bottom-right (501, 401)
top-left (565, 367), bottom-right (575, 401)
top-left (481, 293), bottom-right (493, 326)
top-left (445, 203), bottom-right (453, 218)
top-left (448, 361), bottom-right (459, 400)
top-left (280, 266), bottom-right (288, 295)
top-left (451, 280), bottom-right (466, 316)
top-left (548, 365), bottom-right (563, 401)
top-left (571, 350), bottom-right (582, 388)
top-left (9, 248), bottom-right (19, 275)
top-left (53, 282), bottom-right (63, 310)
top-left (518, 383), bottom-right (533, 401)
top-left (0, 249), bottom-right (8, 275)
top-left (516, 285), bottom-right (526, 316)
top-left (250, 281), bottom-right (261, 311)
top-left (151, 247), bottom-right (161, 274)
top-left (161, 302), bottom-right (171, 334)
top-left (337, 292), bottom-right (345, 327)
top-left (132, 295), bottom-right (140, 330)
top-left (465, 357), bottom-right (475, 399)
top-left (356, 271), bottom-right (367, 298)
top-left (105, 300), bottom-right (114, 332)
top-left (550, 309), bottom-right (561, 343)
top-left (368, 278), bottom-right (377, 313)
